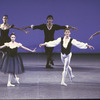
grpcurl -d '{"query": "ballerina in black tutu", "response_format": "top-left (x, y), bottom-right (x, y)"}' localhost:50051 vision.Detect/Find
top-left (0, 33), bottom-right (36, 87)
top-left (0, 15), bottom-right (30, 59)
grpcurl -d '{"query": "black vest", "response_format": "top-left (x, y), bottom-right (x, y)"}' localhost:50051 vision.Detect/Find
top-left (61, 37), bottom-right (73, 55)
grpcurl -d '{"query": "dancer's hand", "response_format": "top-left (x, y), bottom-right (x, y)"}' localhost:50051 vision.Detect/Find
top-left (89, 36), bottom-right (93, 40)
top-left (32, 48), bottom-right (37, 52)
top-left (39, 43), bottom-right (45, 48)
top-left (71, 27), bottom-right (77, 30)
top-left (87, 45), bottom-right (94, 50)
top-left (73, 27), bottom-right (77, 30)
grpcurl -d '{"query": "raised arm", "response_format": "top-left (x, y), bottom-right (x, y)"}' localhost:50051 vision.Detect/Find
top-left (39, 37), bottom-right (61, 48)
top-left (23, 24), bottom-right (44, 30)
top-left (72, 39), bottom-right (94, 50)
top-left (22, 26), bottom-right (31, 29)
top-left (89, 31), bottom-right (100, 40)
top-left (11, 25), bottom-right (30, 34)
top-left (20, 45), bottom-right (36, 52)
top-left (68, 26), bottom-right (77, 31)
top-left (54, 24), bottom-right (66, 30)
top-left (54, 24), bottom-right (77, 30)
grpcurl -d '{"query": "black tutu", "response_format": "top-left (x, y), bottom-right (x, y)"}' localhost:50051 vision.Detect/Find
top-left (0, 47), bottom-right (24, 74)
top-left (0, 54), bottom-right (24, 74)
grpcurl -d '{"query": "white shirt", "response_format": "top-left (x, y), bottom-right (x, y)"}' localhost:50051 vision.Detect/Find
top-left (45, 36), bottom-right (88, 49)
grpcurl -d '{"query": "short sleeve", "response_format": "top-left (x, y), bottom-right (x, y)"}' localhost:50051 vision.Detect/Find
top-left (4, 43), bottom-right (9, 47)
top-left (17, 43), bottom-right (22, 47)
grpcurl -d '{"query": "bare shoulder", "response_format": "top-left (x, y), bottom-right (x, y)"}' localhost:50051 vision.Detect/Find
top-left (7, 24), bottom-right (11, 28)
top-left (0, 24), bottom-right (2, 28)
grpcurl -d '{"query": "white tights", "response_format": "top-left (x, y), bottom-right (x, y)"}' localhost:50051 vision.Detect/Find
top-left (8, 73), bottom-right (18, 84)
top-left (61, 52), bottom-right (74, 83)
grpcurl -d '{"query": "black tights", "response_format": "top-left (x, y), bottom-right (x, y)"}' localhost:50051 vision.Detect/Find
top-left (44, 46), bottom-right (54, 66)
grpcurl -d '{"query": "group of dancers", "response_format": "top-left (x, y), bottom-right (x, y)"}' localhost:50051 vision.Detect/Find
top-left (0, 15), bottom-right (99, 86)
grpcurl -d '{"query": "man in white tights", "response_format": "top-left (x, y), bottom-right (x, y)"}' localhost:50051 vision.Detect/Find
top-left (39, 28), bottom-right (94, 86)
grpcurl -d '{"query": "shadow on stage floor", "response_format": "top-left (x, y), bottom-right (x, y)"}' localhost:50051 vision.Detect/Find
top-left (24, 65), bottom-right (100, 72)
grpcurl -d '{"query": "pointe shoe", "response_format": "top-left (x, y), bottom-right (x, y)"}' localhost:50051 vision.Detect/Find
top-left (7, 83), bottom-right (15, 87)
top-left (61, 81), bottom-right (67, 86)
top-left (70, 74), bottom-right (75, 82)
top-left (15, 77), bottom-right (20, 84)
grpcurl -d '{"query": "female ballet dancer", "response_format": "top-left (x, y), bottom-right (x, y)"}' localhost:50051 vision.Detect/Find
top-left (0, 15), bottom-right (29, 59)
top-left (39, 28), bottom-right (94, 86)
top-left (23, 15), bottom-right (77, 69)
top-left (89, 31), bottom-right (100, 40)
top-left (0, 33), bottom-right (36, 87)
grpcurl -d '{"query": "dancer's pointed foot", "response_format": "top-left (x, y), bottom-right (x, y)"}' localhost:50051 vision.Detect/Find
top-left (15, 77), bottom-right (20, 84)
top-left (70, 74), bottom-right (75, 82)
top-left (61, 81), bottom-right (67, 86)
top-left (7, 83), bottom-right (15, 87)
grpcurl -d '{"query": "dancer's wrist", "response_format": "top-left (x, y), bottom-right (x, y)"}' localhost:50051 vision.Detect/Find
top-left (31, 25), bottom-right (34, 29)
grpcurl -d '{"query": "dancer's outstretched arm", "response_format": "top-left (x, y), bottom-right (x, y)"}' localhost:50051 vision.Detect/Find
top-left (23, 24), bottom-right (77, 31)
top-left (22, 24), bottom-right (44, 30)
top-left (10, 25), bottom-right (30, 34)
top-left (39, 37), bottom-right (61, 48)
top-left (0, 45), bottom-right (6, 49)
top-left (89, 31), bottom-right (100, 40)
top-left (22, 26), bottom-right (31, 29)
top-left (20, 45), bottom-right (36, 52)
top-left (86, 44), bottom-right (94, 50)
top-left (72, 39), bottom-right (94, 50)
top-left (67, 25), bottom-right (77, 31)
top-left (12, 26), bottom-right (30, 34)
top-left (40, 38), bottom-right (94, 50)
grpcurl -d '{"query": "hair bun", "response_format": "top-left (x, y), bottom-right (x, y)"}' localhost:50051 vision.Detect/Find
top-left (10, 32), bottom-right (15, 36)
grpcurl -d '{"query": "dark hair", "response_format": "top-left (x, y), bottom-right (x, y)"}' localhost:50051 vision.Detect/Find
top-left (10, 33), bottom-right (15, 37)
top-left (64, 28), bottom-right (70, 32)
top-left (46, 15), bottom-right (53, 19)
top-left (3, 15), bottom-right (8, 18)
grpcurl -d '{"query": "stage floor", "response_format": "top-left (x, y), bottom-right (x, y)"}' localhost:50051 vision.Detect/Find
top-left (0, 53), bottom-right (100, 99)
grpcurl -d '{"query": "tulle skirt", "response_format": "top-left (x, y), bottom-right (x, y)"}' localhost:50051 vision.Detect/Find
top-left (0, 54), bottom-right (24, 74)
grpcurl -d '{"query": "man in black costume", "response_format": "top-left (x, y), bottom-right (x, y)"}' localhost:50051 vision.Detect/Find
top-left (23, 15), bottom-right (77, 69)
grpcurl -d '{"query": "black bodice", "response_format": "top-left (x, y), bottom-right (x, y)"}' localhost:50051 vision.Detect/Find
top-left (7, 47), bottom-right (18, 57)
top-left (0, 25), bottom-right (14, 47)
top-left (0, 29), bottom-right (10, 38)
top-left (0, 25), bottom-right (14, 38)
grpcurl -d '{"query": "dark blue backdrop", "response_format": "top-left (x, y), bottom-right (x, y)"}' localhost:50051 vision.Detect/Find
top-left (0, 0), bottom-right (100, 53)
